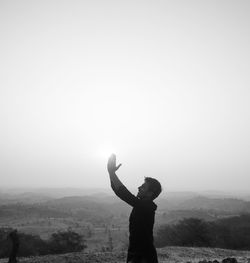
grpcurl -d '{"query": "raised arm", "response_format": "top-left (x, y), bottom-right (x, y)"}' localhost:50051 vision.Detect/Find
top-left (107, 154), bottom-right (140, 207)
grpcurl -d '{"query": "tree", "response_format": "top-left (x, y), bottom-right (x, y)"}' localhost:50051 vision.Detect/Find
top-left (176, 218), bottom-right (211, 246)
top-left (48, 229), bottom-right (86, 254)
top-left (155, 218), bottom-right (211, 247)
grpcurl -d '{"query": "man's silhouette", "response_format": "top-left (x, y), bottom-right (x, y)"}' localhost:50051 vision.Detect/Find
top-left (107, 154), bottom-right (162, 263)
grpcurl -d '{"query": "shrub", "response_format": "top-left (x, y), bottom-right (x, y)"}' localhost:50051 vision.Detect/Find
top-left (155, 214), bottom-right (250, 250)
top-left (155, 218), bottom-right (211, 247)
top-left (48, 228), bottom-right (86, 254)
top-left (0, 228), bottom-right (86, 258)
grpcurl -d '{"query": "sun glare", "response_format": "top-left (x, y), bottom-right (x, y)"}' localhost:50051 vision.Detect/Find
top-left (97, 145), bottom-right (116, 160)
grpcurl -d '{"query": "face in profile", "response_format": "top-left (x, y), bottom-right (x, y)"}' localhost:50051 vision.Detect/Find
top-left (137, 182), bottom-right (152, 199)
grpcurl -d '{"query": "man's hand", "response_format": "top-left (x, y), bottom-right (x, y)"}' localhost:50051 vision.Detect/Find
top-left (107, 154), bottom-right (122, 174)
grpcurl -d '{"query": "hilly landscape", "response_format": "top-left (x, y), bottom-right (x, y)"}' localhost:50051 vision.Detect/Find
top-left (0, 192), bottom-right (249, 234)
top-left (1, 189), bottom-right (250, 261)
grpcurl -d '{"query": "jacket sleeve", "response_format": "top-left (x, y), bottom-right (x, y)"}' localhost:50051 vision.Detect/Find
top-left (111, 182), bottom-right (141, 207)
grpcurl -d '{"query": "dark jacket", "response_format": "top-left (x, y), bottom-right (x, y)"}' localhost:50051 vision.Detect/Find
top-left (111, 183), bottom-right (158, 263)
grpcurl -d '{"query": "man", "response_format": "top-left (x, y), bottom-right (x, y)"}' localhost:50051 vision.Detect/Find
top-left (107, 154), bottom-right (162, 263)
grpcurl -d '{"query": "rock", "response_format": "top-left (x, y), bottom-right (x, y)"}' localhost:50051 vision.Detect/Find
top-left (199, 260), bottom-right (219, 263)
top-left (222, 258), bottom-right (238, 263)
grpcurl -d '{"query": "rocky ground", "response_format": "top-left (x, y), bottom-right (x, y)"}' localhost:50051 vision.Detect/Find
top-left (1, 247), bottom-right (250, 263)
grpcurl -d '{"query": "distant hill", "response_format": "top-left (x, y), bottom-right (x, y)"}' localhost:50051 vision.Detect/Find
top-left (0, 188), bottom-right (113, 199)
top-left (1, 192), bottom-right (250, 226)
top-left (179, 196), bottom-right (250, 212)
top-left (0, 192), bottom-right (53, 205)
top-left (157, 195), bottom-right (250, 213)
top-left (2, 190), bottom-right (250, 229)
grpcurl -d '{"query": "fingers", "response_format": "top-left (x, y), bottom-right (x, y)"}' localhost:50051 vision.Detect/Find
top-left (108, 154), bottom-right (115, 165)
top-left (107, 154), bottom-right (115, 172)
top-left (108, 154), bottom-right (115, 162)
top-left (108, 154), bottom-right (115, 161)
top-left (111, 153), bottom-right (116, 165)
top-left (108, 154), bottom-right (122, 172)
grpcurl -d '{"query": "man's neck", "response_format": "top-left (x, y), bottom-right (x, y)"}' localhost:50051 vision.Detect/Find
top-left (139, 196), bottom-right (152, 201)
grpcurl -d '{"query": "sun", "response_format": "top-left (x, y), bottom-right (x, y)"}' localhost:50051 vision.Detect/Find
top-left (97, 144), bottom-right (116, 160)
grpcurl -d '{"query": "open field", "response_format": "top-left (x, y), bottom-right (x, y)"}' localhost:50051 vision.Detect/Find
top-left (1, 247), bottom-right (250, 263)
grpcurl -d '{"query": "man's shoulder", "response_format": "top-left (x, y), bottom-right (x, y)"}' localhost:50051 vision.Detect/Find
top-left (135, 200), bottom-right (157, 211)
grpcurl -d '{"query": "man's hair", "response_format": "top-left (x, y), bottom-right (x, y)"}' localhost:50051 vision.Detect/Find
top-left (144, 177), bottom-right (162, 200)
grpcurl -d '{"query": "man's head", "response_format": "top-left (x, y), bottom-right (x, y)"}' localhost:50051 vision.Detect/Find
top-left (137, 177), bottom-right (162, 200)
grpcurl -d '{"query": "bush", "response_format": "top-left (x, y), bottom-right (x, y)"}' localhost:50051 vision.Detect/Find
top-left (19, 232), bottom-right (49, 256)
top-left (155, 214), bottom-right (250, 250)
top-left (155, 218), bottom-right (211, 247)
top-left (0, 228), bottom-right (86, 258)
top-left (0, 228), bottom-right (48, 258)
top-left (48, 228), bottom-right (86, 254)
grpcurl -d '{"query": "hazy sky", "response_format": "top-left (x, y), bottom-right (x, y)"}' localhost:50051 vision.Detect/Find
top-left (1, 0), bottom-right (250, 191)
